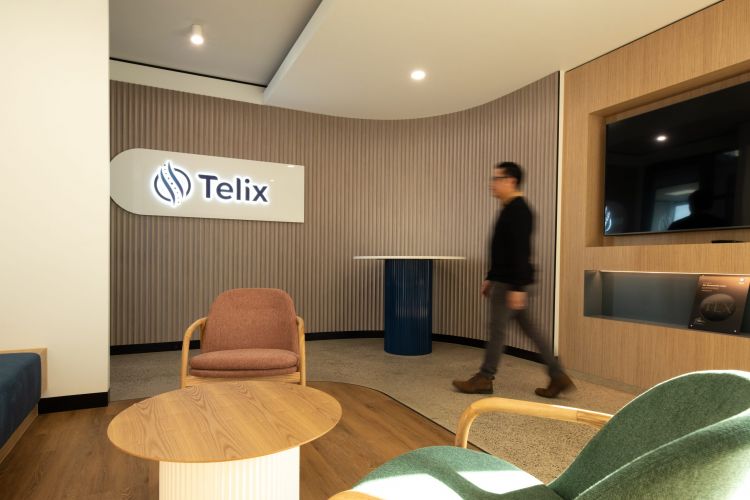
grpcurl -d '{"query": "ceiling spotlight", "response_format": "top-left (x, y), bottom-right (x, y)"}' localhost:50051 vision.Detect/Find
top-left (655, 134), bottom-right (668, 142)
top-left (410, 69), bottom-right (426, 81)
top-left (190, 24), bottom-right (204, 46)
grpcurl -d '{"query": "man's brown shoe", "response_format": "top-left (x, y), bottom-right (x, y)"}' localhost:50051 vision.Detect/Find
top-left (535, 373), bottom-right (575, 398)
top-left (452, 373), bottom-right (493, 394)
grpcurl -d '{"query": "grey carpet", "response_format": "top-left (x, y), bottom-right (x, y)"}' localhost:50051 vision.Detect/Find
top-left (109, 338), bottom-right (636, 483)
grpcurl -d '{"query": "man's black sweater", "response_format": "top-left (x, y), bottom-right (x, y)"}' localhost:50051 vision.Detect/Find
top-left (486, 196), bottom-right (534, 291)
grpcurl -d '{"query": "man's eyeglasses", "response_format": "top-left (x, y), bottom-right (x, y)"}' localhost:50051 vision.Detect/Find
top-left (492, 175), bottom-right (511, 181)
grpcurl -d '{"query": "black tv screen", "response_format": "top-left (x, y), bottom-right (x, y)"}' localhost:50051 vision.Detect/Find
top-left (604, 80), bottom-right (750, 235)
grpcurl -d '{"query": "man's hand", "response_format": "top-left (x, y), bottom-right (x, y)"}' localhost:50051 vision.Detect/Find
top-left (481, 280), bottom-right (492, 297)
top-left (506, 290), bottom-right (527, 310)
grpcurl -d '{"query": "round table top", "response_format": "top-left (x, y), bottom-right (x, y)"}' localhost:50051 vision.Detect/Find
top-left (107, 381), bottom-right (342, 463)
top-left (353, 256), bottom-right (466, 260)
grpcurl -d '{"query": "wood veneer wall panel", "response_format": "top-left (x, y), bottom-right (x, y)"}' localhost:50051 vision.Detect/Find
top-left (560, 0), bottom-right (750, 389)
top-left (110, 74), bottom-right (559, 348)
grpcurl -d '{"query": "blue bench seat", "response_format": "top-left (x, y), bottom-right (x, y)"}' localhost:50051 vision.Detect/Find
top-left (0, 353), bottom-right (42, 449)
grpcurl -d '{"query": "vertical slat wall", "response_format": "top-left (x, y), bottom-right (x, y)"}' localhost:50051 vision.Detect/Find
top-left (110, 73), bottom-right (558, 348)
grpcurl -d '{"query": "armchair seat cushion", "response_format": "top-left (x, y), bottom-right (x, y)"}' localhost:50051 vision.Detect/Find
top-left (190, 366), bottom-right (298, 378)
top-left (190, 348), bottom-right (299, 375)
top-left (354, 446), bottom-right (562, 500)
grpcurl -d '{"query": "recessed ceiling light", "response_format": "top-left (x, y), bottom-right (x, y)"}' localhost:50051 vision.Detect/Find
top-left (410, 69), bottom-right (426, 81)
top-left (190, 24), bottom-right (204, 46)
top-left (655, 134), bottom-right (668, 142)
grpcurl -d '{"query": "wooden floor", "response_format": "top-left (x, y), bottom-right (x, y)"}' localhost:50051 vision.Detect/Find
top-left (0, 382), bottom-right (475, 500)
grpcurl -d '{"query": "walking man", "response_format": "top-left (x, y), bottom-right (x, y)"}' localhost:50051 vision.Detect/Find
top-left (453, 161), bottom-right (574, 398)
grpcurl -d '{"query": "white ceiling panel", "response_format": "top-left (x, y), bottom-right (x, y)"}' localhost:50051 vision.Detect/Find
top-left (110, 0), bottom-right (321, 85)
top-left (110, 0), bottom-right (720, 119)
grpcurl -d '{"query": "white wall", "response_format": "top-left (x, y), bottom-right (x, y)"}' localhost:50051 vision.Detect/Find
top-left (0, 1), bottom-right (109, 397)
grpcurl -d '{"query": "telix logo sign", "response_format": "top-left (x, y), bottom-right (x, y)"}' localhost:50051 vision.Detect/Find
top-left (111, 148), bottom-right (303, 223)
top-left (152, 161), bottom-right (270, 208)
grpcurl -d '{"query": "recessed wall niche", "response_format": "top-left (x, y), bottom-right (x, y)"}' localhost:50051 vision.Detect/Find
top-left (584, 270), bottom-right (750, 336)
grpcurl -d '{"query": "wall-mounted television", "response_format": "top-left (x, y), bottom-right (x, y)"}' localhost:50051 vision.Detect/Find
top-left (604, 80), bottom-right (750, 236)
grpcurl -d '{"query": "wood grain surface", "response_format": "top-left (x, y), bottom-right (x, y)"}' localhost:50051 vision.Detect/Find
top-left (0, 381), bottom-right (470, 500)
top-left (107, 381), bottom-right (341, 463)
top-left (560, 0), bottom-right (750, 390)
top-left (0, 407), bottom-right (37, 465)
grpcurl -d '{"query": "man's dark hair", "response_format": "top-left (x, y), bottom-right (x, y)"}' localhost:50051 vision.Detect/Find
top-left (688, 189), bottom-right (712, 212)
top-left (496, 161), bottom-right (523, 187)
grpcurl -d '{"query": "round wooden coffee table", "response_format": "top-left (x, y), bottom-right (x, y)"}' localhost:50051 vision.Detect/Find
top-left (108, 381), bottom-right (342, 500)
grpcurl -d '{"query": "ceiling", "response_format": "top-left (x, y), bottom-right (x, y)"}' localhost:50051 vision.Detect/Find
top-left (110, 0), bottom-right (720, 120)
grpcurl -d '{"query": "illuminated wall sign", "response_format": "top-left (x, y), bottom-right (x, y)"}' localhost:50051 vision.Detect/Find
top-left (110, 148), bottom-right (304, 222)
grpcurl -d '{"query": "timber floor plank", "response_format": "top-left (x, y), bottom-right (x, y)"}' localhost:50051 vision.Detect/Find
top-left (0, 382), bottom-right (476, 500)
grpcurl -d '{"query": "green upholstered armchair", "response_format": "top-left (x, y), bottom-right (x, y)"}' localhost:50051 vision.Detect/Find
top-left (331, 370), bottom-right (750, 499)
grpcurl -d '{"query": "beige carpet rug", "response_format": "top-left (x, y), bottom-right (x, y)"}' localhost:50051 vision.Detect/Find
top-left (110, 338), bottom-right (636, 483)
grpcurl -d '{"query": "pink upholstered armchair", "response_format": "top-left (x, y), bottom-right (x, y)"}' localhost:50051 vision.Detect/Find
top-left (180, 288), bottom-right (306, 388)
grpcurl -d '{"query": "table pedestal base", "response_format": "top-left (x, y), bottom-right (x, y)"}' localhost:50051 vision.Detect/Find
top-left (159, 446), bottom-right (299, 500)
top-left (384, 259), bottom-right (433, 355)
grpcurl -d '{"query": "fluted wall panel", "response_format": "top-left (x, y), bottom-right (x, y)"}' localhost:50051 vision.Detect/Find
top-left (159, 447), bottom-right (299, 500)
top-left (110, 74), bottom-right (559, 352)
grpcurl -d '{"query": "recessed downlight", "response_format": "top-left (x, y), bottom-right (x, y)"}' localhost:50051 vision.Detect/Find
top-left (655, 134), bottom-right (668, 142)
top-left (410, 69), bottom-right (426, 81)
top-left (190, 24), bottom-right (204, 46)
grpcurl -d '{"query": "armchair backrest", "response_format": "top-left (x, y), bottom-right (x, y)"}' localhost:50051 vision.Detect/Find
top-left (575, 410), bottom-right (750, 499)
top-left (550, 371), bottom-right (750, 499)
top-left (201, 288), bottom-right (299, 354)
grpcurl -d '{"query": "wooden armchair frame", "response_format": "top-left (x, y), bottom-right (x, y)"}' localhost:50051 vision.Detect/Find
top-left (454, 396), bottom-right (612, 448)
top-left (330, 396), bottom-right (613, 500)
top-left (180, 316), bottom-right (306, 389)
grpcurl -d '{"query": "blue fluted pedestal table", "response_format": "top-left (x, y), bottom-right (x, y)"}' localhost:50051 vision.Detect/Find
top-left (354, 256), bottom-right (466, 356)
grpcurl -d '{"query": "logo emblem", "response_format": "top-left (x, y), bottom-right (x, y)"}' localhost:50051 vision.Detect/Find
top-left (153, 161), bottom-right (192, 207)
top-left (699, 293), bottom-right (736, 322)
